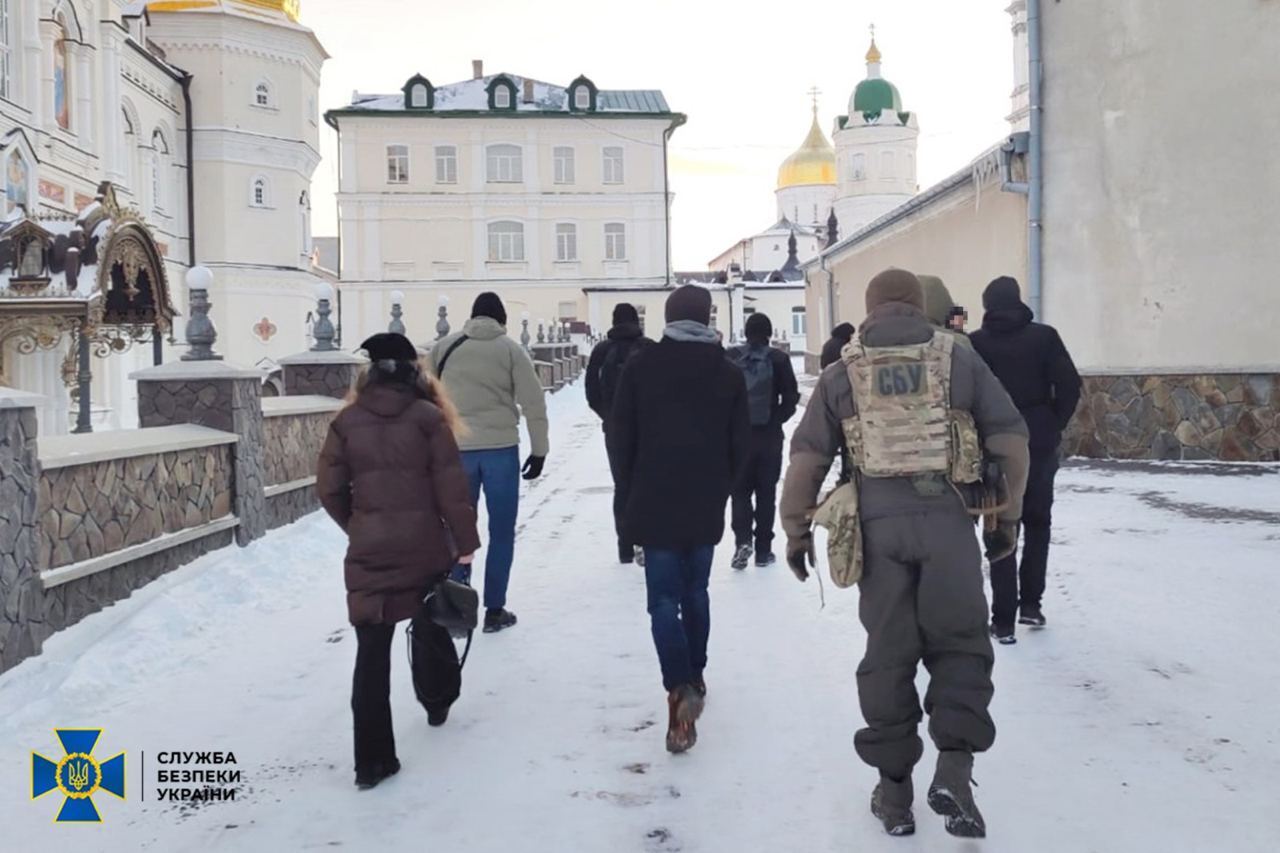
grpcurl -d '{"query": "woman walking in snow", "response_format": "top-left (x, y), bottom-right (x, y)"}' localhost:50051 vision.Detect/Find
top-left (318, 332), bottom-right (481, 790)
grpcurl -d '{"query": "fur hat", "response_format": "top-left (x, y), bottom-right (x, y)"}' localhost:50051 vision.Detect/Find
top-left (360, 332), bottom-right (419, 362)
top-left (865, 268), bottom-right (925, 312)
top-left (471, 291), bottom-right (508, 326)
top-left (664, 285), bottom-right (713, 325)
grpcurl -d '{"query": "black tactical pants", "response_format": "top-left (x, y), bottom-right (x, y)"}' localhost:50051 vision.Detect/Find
top-left (604, 426), bottom-right (630, 555)
top-left (731, 427), bottom-right (785, 553)
top-left (855, 508), bottom-right (996, 780)
top-left (990, 450), bottom-right (1059, 628)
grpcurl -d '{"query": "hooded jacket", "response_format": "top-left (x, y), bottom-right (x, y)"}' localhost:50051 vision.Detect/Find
top-left (318, 382), bottom-right (481, 625)
top-left (781, 303), bottom-right (1030, 540)
top-left (429, 317), bottom-right (550, 457)
top-left (820, 323), bottom-right (856, 370)
top-left (919, 275), bottom-right (974, 349)
top-left (969, 299), bottom-right (1082, 453)
top-left (585, 322), bottom-right (653, 423)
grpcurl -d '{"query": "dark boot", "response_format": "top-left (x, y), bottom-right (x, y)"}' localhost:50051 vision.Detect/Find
top-left (483, 608), bottom-right (518, 633)
top-left (427, 707), bottom-right (449, 727)
top-left (1019, 605), bottom-right (1047, 628)
top-left (730, 544), bottom-right (752, 570)
top-left (870, 774), bottom-right (915, 836)
top-left (754, 551), bottom-right (777, 568)
top-left (990, 623), bottom-right (1016, 645)
top-left (664, 684), bottom-right (705, 754)
top-left (354, 757), bottom-right (401, 790)
top-left (928, 751), bottom-right (986, 838)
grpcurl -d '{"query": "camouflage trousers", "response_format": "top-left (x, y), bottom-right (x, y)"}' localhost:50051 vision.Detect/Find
top-left (854, 507), bottom-right (995, 779)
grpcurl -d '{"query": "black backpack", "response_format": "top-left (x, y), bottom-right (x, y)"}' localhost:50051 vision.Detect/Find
top-left (599, 338), bottom-right (643, 413)
top-left (730, 345), bottom-right (775, 427)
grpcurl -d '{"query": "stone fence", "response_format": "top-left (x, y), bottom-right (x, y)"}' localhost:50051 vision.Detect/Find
top-left (530, 343), bottom-right (585, 392)
top-left (262, 396), bottom-right (343, 530)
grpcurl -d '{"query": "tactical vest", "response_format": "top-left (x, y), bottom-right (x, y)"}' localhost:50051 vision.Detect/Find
top-left (842, 331), bottom-right (982, 484)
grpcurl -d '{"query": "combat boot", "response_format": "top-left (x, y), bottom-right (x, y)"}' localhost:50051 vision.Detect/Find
top-left (664, 683), bottom-right (705, 754)
top-left (928, 750), bottom-right (986, 838)
top-left (870, 774), bottom-right (915, 836)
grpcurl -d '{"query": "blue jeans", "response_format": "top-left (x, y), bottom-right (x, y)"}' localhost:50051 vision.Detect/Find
top-left (643, 546), bottom-right (714, 691)
top-left (451, 447), bottom-right (520, 611)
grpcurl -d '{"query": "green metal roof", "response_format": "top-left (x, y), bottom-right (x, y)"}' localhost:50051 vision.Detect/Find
top-left (852, 78), bottom-right (902, 118)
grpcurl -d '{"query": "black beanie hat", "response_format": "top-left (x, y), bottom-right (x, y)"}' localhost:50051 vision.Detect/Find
top-left (612, 303), bottom-right (640, 326)
top-left (360, 332), bottom-right (419, 362)
top-left (983, 276), bottom-right (1023, 311)
top-left (664, 285), bottom-right (712, 325)
top-left (832, 322), bottom-right (856, 342)
top-left (472, 291), bottom-right (508, 326)
top-left (745, 312), bottom-right (773, 343)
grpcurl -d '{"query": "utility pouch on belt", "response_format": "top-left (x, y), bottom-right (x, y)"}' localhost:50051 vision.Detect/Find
top-left (812, 482), bottom-right (863, 588)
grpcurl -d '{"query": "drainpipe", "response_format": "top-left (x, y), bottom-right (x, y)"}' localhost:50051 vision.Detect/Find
top-left (1026, 0), bottom-right (1044, 319)
top-left (662, 115), bottom-right (687, 287)
top-left (181, 70), bottom-right (195, 268)
top-left (820, 252), bottom-right (834, 333)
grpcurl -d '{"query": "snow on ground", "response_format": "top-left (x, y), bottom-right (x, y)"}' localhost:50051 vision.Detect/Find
top-left (2, 388), bottom-right (1279, 852)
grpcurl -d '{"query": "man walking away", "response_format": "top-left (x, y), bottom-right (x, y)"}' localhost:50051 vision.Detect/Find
top-left (820, 322), bottom-right (857, 369)
top-left (970, 276), bottom-right (1081, 644)
top-left (728, 312), bottom-right (800, 569)
top-left (612, 285), bottom-right (750, 754)
top-left (585, 303), bottom-right (654, 564)
top-left (430, 292), bottom-right (550, 634)
top-left (781, 269), bottom-right (1029, 838)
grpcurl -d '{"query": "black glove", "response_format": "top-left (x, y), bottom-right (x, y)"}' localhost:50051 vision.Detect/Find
top-left (521, 455), bottom-right (546, 481)
top-left (983, 520), bottom-right (1019, 562)
top-left (786, 536), bottom-right (817, 582)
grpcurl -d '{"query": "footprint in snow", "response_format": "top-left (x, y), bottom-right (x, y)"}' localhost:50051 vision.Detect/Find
top-left (325, 630), bottom-right (345, 644)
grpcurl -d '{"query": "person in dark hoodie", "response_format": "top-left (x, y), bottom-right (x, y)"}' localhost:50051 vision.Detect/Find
top-left (820, 322), bottom-right (857, 369)
top-left (612, 284), bottom-right (750, 754)
top-left (970, 276), bottom-right (1082, 644)
top-left (317, 333), bottom-right (480, 790)
top-left (728, 312), bottom-right (800, 569)
top-left (585, 303), bottom-right (654, 564)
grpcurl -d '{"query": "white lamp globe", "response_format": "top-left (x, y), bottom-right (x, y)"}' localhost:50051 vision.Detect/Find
top-left (186, 265), bottom-right (213, 292)
top-left (390, 289), bottom-right (405, 305)
top-left (437, 294), bottom-right (450, 307)
top-left (313, 281), bottom-right (335, 302)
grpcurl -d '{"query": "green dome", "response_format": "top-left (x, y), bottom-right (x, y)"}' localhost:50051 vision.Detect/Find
top-left (851, 78), bottom-right (902, 118)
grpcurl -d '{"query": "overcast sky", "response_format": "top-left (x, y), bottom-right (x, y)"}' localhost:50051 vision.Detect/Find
top-left (304, 0), bottom-right (1015, 269)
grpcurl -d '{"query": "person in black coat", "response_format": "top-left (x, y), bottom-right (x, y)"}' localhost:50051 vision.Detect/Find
top-left (969, 276), bottom-right (1082, 641)
top-left (728, 312), bottom-right (800, 568)
top-left (584, 303), bottom-right (654, 563)
top-left (612, 284), bottom-right (750, 754)
top-left (820, 322), bottom-right (857, 370)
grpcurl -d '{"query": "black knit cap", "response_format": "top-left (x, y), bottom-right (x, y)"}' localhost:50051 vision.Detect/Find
top-left (472, 291), bottom-right (508, 326)
top-left (983, 276), bottom-right (1023, 310)
top-left (745, 312), bottom-right (773, 343)
top-left (360, 332), bottom-right (418, 362)
top-left (612, 302), bottom-right (640, 326)
top-left (664, 285), bottom-right (712, 325)
top-left (831, 322), bottom-right (856, 342)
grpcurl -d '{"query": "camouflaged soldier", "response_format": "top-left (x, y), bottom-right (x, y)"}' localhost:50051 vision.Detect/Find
top-left (780, 268), bottom-right (1029, 839)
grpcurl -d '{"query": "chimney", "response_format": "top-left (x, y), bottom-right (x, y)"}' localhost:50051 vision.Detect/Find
top-left (472, 59), bottom-right (483, 80)
top-left (522, 78), bottom-right (535, 104)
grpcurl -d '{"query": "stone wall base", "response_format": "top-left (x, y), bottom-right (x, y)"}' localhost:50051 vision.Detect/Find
top-left (265, 489), bottom-right (319, 531)
top-left (1064, 372), bottom-right (1280, 461)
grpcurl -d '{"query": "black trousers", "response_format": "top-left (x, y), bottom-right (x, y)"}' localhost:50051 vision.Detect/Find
top-left (731, 428), bottom-right (785, 552)
top-left (990, 450), bottom-right (1060, 628)
top-left (352, 613), bottom-right (460, 772)
top-left (604, 425), bottom-right (630, 553)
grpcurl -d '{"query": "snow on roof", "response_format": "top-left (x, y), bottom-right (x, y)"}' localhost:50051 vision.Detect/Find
top-left (0, 212), bottom-right (109, 300)
top-left (344, 75), bottom-right (672, 115)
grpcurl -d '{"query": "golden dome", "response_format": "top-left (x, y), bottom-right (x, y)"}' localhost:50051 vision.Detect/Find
top-left (777, 114), bottom-right (836, 190)
top-left (866, 37), bottom-right (882, 64)
top-left (147, 1), bottom-right (301, 23)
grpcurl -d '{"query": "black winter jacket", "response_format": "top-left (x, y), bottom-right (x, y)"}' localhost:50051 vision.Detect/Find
top-left (970, 304), bottom-right (1082, 453)
top-left (612, 337), bottom-right (751, 548)
top-left (585, 323), bottom-right (652, 424)
top-left (729, 344), bottom-right (801, 433)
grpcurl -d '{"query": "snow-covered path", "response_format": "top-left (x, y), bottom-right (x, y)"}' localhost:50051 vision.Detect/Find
top-left (3, 388), bottom-right (1279, 852)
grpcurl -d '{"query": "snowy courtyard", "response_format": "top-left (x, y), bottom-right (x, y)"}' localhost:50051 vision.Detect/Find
top-left (2, 388), bottom-right (1278, 852)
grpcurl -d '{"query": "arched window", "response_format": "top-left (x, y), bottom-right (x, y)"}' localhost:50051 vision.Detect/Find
top-left (299, 190), bottom-right (311, 258)
top-left (53, 15), bottom-right (70, 130)
top-left (0, 0), bottom-right (14, 101)
top-left (151, 130), bottom-right (169, 214)
top-left (120, 109), bottom-right (135, 189)
top-left (485, 144), bottom-right (523, 183)
top-left (487, 221), bottom-right (524, 262)
top-left (254, 80), bottom-right (272, 108)
top-left (851, 153), bottom-right (866, 181)
top-left (881, 150), bottom-right (896, 179)
top-left (410, 84), bottom-right (428, 108)
top-left (250, 175), bottom-right (270, 208)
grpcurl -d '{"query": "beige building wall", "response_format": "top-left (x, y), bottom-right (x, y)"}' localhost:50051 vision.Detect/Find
top-left (804, 172), bottom-right (1027, 364)
top-left (1040, 0), bottom-right (1280, 373)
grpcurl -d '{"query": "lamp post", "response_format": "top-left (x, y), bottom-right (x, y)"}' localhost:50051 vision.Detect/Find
top-left (520, 311), bottom-right (531, 351)
top-left (182, 265), bottom-right (222, 361)
top-left (537, 319), bottom-right (546, 344)
top-left (389, 289), bottom-right (406, 335)
top-left (310, 281), bottom-right (337, 352)
top-left (436, 294), bottom-right (451, 340)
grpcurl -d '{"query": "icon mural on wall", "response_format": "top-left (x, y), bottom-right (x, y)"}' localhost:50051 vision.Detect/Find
top-left (6, 149), bottom-right (28, 213)
top-left (253, 317), bottom-right (278, 343)
top-left (54, 22), bottom-right (70, 131)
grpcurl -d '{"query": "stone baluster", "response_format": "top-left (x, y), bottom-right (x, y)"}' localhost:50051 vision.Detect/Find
top-left (436, 295), bottom-right (451, 340)
top-left (389, 289), bottom-right (406, 335)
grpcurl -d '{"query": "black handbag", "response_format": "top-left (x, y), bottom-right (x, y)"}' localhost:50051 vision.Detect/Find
top-left (424, 576), bottom-right (479, 635)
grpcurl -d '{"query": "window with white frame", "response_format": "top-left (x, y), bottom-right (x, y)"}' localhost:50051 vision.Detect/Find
top-left (553, 146), bottom-right (575, 184)
top-left (851, 152), bottom-right (866, 181)
top-left (574, 87), bottom-right (590, 110)
top-left (604, 223), bottom-right (626, 260)
top-left (387, 144), bottom-right (409, 183)
top-left (486, 144), bottom-right (522, 183)
top-left (494, 86), bottom-right (511, 109)
top-left (299, 190), bottom-right (312, 257)
top-left (0, 0), bottom-right (12, 102)
top-left (254, 80), bottom-right (272, 108)
top-left (487, 221), bottom-right (525, 261)
top-left (410, 84), bottom-right (428, 108)
top-left (434, 145), bottom-right (457, 183)
top-left (555, 223), bottom-right (577, 261)
top-left (602, 146), bottom-right (624, 184)
top-left (881, 150), bottom-right (896, 179)
top-left (791, 306), bottom-right (807, 337)
top-left (151, 130), bottom-right (169, 213)
top-left (251, 176), bottom-right (270, 208)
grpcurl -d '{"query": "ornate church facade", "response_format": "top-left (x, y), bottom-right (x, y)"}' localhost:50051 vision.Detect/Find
top-left (0, 0), bottom-right (327, 435)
